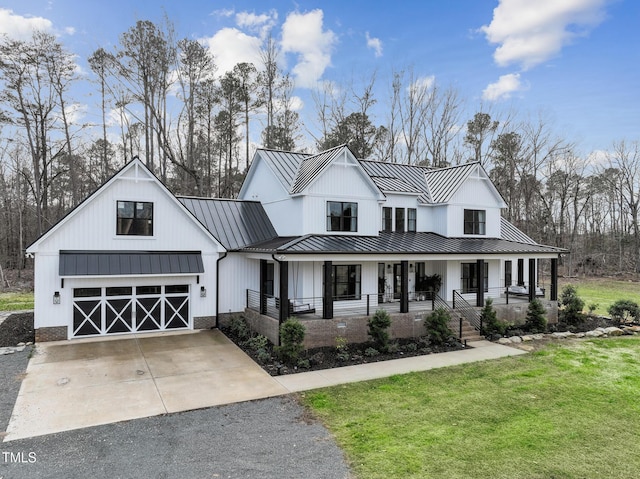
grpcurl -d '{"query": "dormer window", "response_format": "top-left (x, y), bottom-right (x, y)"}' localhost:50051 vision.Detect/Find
top-left (464, 209), bottom-right (485, 235)
top-left (327, 201), bottom-right (357, 232)
top-left (117, 201), bottom-right (153, 236)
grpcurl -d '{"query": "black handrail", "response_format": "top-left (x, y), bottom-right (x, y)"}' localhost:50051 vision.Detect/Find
top-left (452, 290), bottom-right (482, 332)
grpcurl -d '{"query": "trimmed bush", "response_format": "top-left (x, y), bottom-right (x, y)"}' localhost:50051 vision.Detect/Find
top-left (480, 298), bottom-right (509, 337)
top-left (559, 285), bottom-right (585, 326)
top-left (368, 309), bottom-right (392, 352)
top-left (608, 299), bottom-right (640, 324)
top-left (276, 317), bottom-right (306, 365)
top-left (425, 308), bottom-right (453, 346)
top-left (524, 298), bottom-right (547, 333)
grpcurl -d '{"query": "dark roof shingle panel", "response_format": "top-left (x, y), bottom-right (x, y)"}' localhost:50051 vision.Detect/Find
top-left (59, 251), bottom-right (204, 276)
top-left (424, 162), bottom-right (477, 203)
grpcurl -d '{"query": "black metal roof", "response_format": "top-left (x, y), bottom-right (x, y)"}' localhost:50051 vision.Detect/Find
top-left (59, 251), bottom-right (204, 276)
top-left (242, 232), bottom-right (566, 255)
top-left (178, 197), bottom-right (278, 250)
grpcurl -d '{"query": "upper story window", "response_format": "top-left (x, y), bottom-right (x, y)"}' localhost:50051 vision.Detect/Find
top-left (327, 201), bottom-right (357, 232)
top-left (117, 201), bottom-right (153, 236)
top-left (464, 209), bottom-right (485, 235)
top-left (408, 208), bottom-right (417, 232)
top-left (395, 208), bottom-right (405, 232)
top-left (382, 207), bottom-right (392, 232)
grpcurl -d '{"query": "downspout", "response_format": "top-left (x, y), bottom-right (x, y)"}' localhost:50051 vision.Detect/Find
top-left (215, 251), bottom-right (228, 328)
top-left (271, 253), bottom-right (285, 347)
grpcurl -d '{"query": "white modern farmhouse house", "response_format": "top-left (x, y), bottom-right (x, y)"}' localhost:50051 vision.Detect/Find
top-left (27, 145), bottom-right (564, 344)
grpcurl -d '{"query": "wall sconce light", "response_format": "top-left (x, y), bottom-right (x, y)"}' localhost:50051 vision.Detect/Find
top-left (200, 286), bottom-right (207, 298)
top-left (387, 264), bottom-right (391, 271)
top-left (410, 263), bottom-right (414, 272)
top-left (53, 291), bottom-right (61, 304)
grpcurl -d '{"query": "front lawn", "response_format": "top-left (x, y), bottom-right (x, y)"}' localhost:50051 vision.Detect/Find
top-left (303, 337), bottom-right (640, 479)
top-left (559, 277), bottom-right (640, 316)
top-left (0, 291), bottom-right (34, 311)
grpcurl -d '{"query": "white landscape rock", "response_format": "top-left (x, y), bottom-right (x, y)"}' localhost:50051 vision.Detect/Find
top-left (498, 338), bottom-right (513, 345)
top-left (585, 330), bottom-right (604, 337)
top-left (603, 327), bottom-right (624, 336)
top-left (508, 336), bottom-right (523, 344)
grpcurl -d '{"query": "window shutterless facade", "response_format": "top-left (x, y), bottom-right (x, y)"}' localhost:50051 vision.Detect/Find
top-left (461, 262), bottom-right (488, 294)
top-left (382, 207), bottom-right (392, 232)
top-left (333, 264), bottom-right (361, 300)
top-left (408, 208), bottom-right (417, 232)
top-left (463, 209), bottom-right (486, 235)
top-left (327, 201), bottom-right (358, 232)
top-left (117, 201), bottom-right (153, 236)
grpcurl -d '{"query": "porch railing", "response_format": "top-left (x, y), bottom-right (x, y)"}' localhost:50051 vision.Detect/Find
top-left (452, 290), bottom-right (483, 332)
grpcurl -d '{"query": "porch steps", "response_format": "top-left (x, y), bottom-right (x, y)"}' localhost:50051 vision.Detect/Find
top-left (448, 318), bottom-right (485, 343)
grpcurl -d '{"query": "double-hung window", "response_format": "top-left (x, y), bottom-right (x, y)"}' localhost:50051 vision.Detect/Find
top-left (327, 201), bottom-right (358, 232)
top-left (408, 208), bottom-right (417, 232)
top-left (461, 262), bottom-right (489, 294)
top-left (333, 264), bottom-right (361, 300)
top-left (395, 208), bottom-right (405, 232)
top-left (117, 201), bottom-right (153, 236)
top-left (464, 209), bottom-right (486, 235)
top-left (382, 207), bottom-right (392, 232)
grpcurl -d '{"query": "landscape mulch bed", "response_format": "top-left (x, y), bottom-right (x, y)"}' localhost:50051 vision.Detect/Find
top-left (0, 312), bottom-right (35, 347)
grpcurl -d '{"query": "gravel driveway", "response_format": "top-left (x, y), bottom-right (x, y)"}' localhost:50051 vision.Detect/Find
top-left (1, 348), bottom-right (351, 479)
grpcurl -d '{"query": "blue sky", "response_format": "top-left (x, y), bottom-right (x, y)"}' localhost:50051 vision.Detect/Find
top-left (1, 0), bottom-right (638, 158)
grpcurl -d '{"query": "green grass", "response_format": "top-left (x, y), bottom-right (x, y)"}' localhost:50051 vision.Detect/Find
top-left (559, 277), bottom-right (640, 316)
top-left (303, 337), bottom-right (640, 479)
top-left (0, 291), bottom-right (34, 311)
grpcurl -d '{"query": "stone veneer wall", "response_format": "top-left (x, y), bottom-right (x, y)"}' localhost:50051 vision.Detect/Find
top-left (193, 316), bottom-right (216, 330)
top-left (35, 326), bottom-right (68, 342)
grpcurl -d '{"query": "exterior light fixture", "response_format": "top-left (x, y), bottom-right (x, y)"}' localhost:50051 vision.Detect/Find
top-left (200, 286), bottom-right (206, 298)
top-left (53, 291), bottom-right (61, 304)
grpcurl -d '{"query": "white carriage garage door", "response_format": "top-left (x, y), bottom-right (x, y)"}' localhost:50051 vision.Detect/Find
top-left (72, 284), bottom-right (190, 337)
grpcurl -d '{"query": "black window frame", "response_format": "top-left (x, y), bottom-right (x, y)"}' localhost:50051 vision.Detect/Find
top-left (327, 201), bottom-right (358, 232)
top-left (464, 209), bottom-right (486, 235)
top-left (382, 207), bottom-right (392, 232)
top-left (117, 201), bottom-right (154, 236)
top-left (332, 264), bottom-right (361, 301)
top-left (461, 262), bottom-right (489, 294)
top-left (408, 208), bottom-right (417, 232)
top-left (395, 208), bottom-right (405, 232)
top-left (504, 260), bottom-right (513, 287)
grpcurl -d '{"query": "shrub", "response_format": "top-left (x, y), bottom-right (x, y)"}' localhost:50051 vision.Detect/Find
top-left (244, 335), bottom-right (271, 362)
top-left (228, 315), bottom-right (250, 341)
top-left (559, 285), bottom-right (585, 326)
top-left (524, 298), bottom-right (547, 333)
top-left (480, 298), bottom-right (509, 337)
top-left (276, 317), bottom-right (306, 365)
top-left (425, 308), bottom-right (453, 346)
top-left (364, 347), bottom-right (380, 357)
top-left (335, 336), bottom-right (350, 362)
top-left (368, 309), bottom-right (392, 352)
top-left (608, 299), bottom-right (640, 324)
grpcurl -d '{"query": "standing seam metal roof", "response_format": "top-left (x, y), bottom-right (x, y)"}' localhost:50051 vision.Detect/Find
top-left (358, 160), bottom-right (432, 202)
top-left (257, 149), bottom-right (310, 191)
top-left (289, 145), bottom-right (348, 194)
top-left (424, 162), bottom-right (478, 203)
top-left (178, 197), bottom-right (278, 250)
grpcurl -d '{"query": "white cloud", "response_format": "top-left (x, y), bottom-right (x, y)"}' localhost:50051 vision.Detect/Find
top-left (211, 8), bottom-right (235, 18)
top-left (281, 9), bottom-right (337, 88)
top-left (236, 10), bottom-right (278, 38)
top-left (408, 75), bottom-right (435, 94)
top-left (366, 32), bottom-right (382, 57)
top-left (201, 28), bottom-right (263, 75)
top-left (0, 8), bottom-right (53, 40)
top-left (482, 73), bottom-right (525, 101)
top-left (480, 0), bottom-right (608, 69)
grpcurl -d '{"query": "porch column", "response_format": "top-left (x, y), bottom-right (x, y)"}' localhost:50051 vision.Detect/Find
top-left (528, 258), bottom-right (536, 302)
top-left (279, 260), bottom-right (289, 324)
top-left (323, 261), bottom-right (334, 319)
top-left (550, 257), bottom-right (558, 301)
top-left (259, 259), bottom-right (267, 315)
top-left (400, 260), bottom-right (409, 313)
top-left (476, 259), bottom-right (485, 307)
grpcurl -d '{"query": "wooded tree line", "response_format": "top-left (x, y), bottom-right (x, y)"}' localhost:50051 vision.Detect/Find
top-left (0, 20), bottom-right (638, 278)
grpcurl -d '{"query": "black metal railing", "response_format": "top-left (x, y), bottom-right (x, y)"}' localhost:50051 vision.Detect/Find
top-left (246, 289), bottom-right (280, 320)
top-left (452, 290), bottom-right (482, 332)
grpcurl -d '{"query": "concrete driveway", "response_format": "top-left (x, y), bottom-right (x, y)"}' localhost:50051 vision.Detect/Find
top-left (5, 329), bottom-right (289, 441)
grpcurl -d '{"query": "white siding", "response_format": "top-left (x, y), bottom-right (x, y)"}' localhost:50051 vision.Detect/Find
top-left (448, 176), bottom-right (503, 237)
top-left (218, 254), bottom-right (260, 314)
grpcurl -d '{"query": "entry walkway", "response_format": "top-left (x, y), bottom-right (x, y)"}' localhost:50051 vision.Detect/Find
top-left (4, 330), bottom-right (526, 442)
